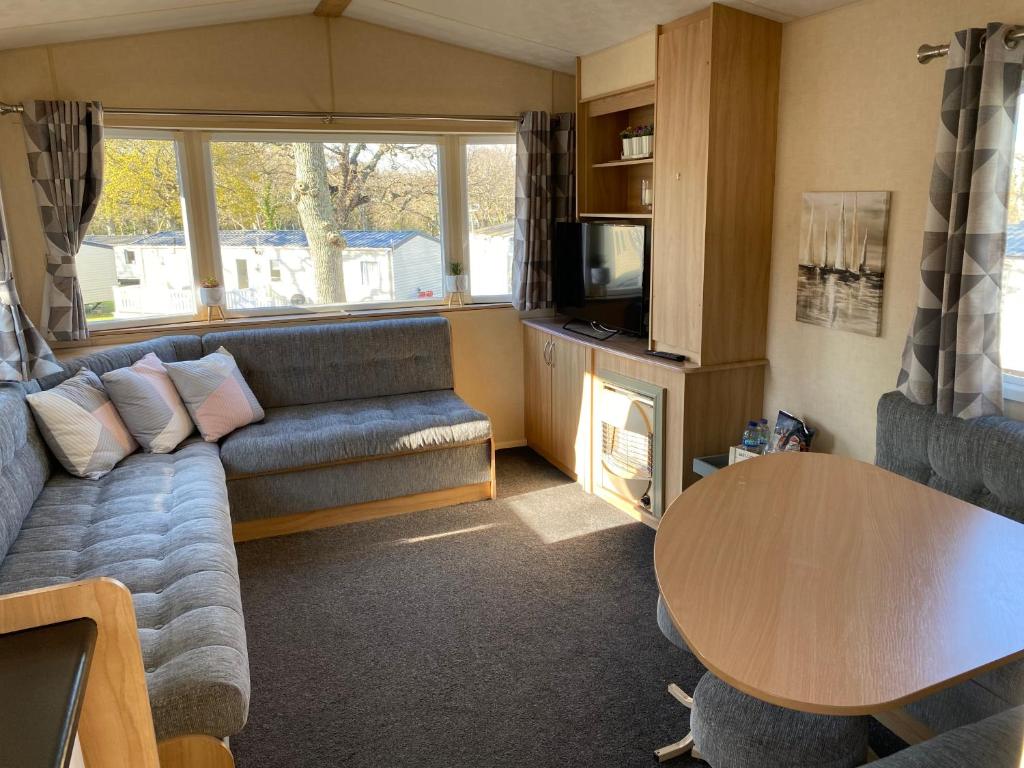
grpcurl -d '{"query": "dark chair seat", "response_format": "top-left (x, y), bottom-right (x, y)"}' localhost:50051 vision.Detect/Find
top-left (691, 672), bottom-right (869, 768)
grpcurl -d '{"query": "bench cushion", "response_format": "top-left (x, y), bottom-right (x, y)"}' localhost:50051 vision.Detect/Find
top-left (0, 441), bottom-right (249, 741)
top-left (203, 317), bottom-right (454, 408)
top-left (219, 390), bottom-right (491, 478)
top-left (0, 385), bottom-right (50, 562)
top-left (871, 705), bottom-right (1024, 768)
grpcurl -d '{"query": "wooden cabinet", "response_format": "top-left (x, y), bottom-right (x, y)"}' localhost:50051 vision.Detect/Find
top-left (648, 4), bottom-right (781, 366)
top-left (522, 324), bottom-right (590, 482)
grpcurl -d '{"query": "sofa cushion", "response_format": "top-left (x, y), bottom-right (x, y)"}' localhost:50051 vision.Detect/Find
top-left (34, 335), bottom-right (203, 392)
top-left (102, 353), bottom-right (194, 454)
top-left (25, 369), bottom-right (138, 480)
top-left (871, 704), bottom-right (1024, 768)
top-left (0, 385), bottom-right (50, 562)
top-left (876, 391), bottom-right (1024, 523)
top-left (165, 347), bottom-right (264, 442)
top-left (0, 441), bottom-right (249, 741)
top-left (219, 390), bottom-right (491, 478)
top-left (202, 317), bottom-right (454, 408)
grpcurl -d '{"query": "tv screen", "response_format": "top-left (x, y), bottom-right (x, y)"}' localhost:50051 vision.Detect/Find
top-left (555, 221), bottom-right (650, 336)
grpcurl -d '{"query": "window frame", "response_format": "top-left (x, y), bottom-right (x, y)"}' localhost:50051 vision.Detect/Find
top-left (87, 127), bottom-right (205, 330)
top-left (85, 122), bottom-right (516, 332)
top-left (203, 130), bottom-right (451, 317)
top-left (459, 134), bottom-right (517, 303)
top-left (1005, 89), bottom-right (1024, 403)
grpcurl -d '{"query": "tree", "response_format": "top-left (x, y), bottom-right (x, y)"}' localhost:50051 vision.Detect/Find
top-left (292, 143), bottom-right (347, 304)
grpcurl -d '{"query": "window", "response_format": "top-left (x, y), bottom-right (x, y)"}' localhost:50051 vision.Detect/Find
top-left (87, 130), bottom-right (197, 324)
top-left (1004, 97), bottom-right (1024, 401)
top-left (85, 125), bottom-right (514, 328)
top-left (208, 135), bottom-right (444, 311)
top-left (464, 137), bottom-right (516, 299)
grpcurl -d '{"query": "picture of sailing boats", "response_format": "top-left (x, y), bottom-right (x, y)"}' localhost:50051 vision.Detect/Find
top-left (796, 191), bottom-right (891, 337)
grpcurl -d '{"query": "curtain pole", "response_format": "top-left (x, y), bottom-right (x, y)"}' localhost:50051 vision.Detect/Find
top-left (918, 25), bottom-right (1023, 63)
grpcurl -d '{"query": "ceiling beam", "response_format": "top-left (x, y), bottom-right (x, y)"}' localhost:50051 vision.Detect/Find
top-left (313, 0), bottom-right (351, 17)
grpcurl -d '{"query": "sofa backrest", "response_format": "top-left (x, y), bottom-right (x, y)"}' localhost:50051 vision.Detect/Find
top-left (34, 335), bottom-right (204, 392)
top-left (202, 317), bottom-right (454, 408)
top-left (876, 391), bottom-right (1024, 523)
top-left (0, 384), bottom-right (51, 563)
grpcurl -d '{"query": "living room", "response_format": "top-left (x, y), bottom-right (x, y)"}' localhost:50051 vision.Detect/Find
top-left (0, 0), bottom-right (1022, 766)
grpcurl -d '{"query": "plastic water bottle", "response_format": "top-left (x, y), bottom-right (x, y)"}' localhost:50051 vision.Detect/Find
top-left (757, 418), bottom-right (770, 453)
top-left (742, 421), bottom-right (760, 453)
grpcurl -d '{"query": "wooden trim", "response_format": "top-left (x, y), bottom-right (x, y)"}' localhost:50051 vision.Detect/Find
top-left (226, 438), bottom-right (492, 482)
top-left (489, 438), bottom-right (498, 500)
top-left (232, 482), bottom-right (493, 542)
top-left (313, 0), bottom-right (350, 17)
top-left (872, 708), bottom-right (936, 746)
top-left (495, 439), bottom-right (527, 450)
top-left (0, 579), bottom-right (161, 768)
top-left (158, 735), bottom-right (234, 768)
top-left (587, 85), bottom-right (656, 117)
top-left (580, 81), bottom-right (656, 105)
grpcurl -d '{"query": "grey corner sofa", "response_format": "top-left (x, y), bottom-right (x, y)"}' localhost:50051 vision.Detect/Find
top-left (0, 316), bottom-right (493, 743)
top-left (870, 391), bottom-right (1024, 767)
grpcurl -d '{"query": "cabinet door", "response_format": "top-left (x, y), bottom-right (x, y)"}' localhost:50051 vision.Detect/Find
top-left (549, 338), bottom-right (590, 482)
top-left (650, 16), bottom-right (711, 361)
top-left (523, 326), bottom-right (552, 453)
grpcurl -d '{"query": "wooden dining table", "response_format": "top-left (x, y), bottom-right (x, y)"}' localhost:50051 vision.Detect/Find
top-left (654, 452), bottom-right (1024, 726)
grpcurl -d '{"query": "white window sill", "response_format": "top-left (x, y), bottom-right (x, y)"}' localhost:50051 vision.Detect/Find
top-left (1005, 372), bottom-right (1024, 404)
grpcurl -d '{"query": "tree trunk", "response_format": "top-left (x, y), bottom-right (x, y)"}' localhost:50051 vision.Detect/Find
top-left (292, 143), bottom-right (346, 304)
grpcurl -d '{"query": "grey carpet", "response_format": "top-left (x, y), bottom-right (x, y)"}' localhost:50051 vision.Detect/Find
top-left (231, 448), bottom-right (905, 766)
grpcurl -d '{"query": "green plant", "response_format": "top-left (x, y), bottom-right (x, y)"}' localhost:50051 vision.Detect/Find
top-left (199, 277), bottom-right (222, 289)
top-left (448, 261), bottom-right (464, 276)
top-left (635, 124), bottom-right (654, 137)
top-left (619, 127), bottom-right (634, 140)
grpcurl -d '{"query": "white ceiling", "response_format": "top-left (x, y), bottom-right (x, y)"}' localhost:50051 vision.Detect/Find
top-left (0, 0), bottom-right (859, 70)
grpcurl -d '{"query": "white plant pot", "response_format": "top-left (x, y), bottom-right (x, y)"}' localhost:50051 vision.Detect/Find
top-left (635, 135), bottom-right (653, 157)
top-left (199, 286), bottom-right (225, 307)
top-left (621, 138), bottom-right (632, 158)
top-left (445, 275), bottom-right (469, 293)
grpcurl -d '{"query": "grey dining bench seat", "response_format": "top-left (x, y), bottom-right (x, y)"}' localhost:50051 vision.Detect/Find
top-left (870, 705), bottom-right (1024, 767)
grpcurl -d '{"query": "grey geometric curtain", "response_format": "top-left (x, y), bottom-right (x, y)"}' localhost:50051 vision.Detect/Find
top-left (513, 111), bottom-right (576, 311)
top-left (897, 24), bottom-right (1024, 417)
top-left (0, 186), bottom-right (60, 382)
top-left (21, 100), bottom-right (104, 342)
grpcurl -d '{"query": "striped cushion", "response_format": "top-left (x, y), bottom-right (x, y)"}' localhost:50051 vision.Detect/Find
top-left (165, 347), bottom-right (264, 442)
top-left (102, 353), bottom-right (194, 454)
top-left (25, 369), bottom-right (137, 479)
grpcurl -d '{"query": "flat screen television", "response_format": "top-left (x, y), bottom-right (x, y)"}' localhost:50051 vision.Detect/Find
top-left (554, 221), bottom-right (650, 336)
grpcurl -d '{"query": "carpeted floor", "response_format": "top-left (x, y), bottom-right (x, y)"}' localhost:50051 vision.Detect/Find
top-left (231, 448), bottom-right (905, 767)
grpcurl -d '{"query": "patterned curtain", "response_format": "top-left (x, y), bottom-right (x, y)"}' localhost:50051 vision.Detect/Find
top-left (21, 100), bottom-right (104, 342)
top-left (0, 186), bottom-right (60, 382)
top-left (513, 111), bottom-right (576, 311)
top-left (897, 24), bottom-right (1024, 417)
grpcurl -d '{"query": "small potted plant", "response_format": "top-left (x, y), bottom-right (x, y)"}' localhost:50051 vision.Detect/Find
top-left (619, 127), bottom-right (635, 159)
top-left (634, 124), bottom-right (654, 158)
top-left (198, 277), bottom-right (225, 307)
top-left (445, 261), bottom-right (469, 294)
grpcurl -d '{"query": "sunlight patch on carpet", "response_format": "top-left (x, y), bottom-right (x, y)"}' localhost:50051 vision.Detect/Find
top-left (508, 491), bottom-right (638, 544)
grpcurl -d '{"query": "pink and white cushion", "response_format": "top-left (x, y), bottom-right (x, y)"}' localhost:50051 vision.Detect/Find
top-left (102, 353), bottom-right (194, 453)
top-left (165, 347), bottom-right (264, 441)
top-left (26, 369), bottom-right (138, 479)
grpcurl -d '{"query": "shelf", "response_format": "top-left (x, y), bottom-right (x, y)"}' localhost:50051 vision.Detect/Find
top-left (592, 157), bottom-right (654, 168)
top-left (579, 212), bottom-right (652, 219)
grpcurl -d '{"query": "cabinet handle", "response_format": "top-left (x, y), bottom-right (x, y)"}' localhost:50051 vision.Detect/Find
top-left (543, 339), bottom-right (553, 366)
top-left (548, 340), bottom-right (555, 367)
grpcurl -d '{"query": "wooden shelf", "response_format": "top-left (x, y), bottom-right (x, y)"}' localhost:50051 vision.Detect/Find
top-left (592, 157), bottom-right (654, 168)
top-left (579, 212), bottom-right (652, 219)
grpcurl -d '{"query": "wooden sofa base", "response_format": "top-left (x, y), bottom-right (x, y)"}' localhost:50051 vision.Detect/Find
top-left (158, 735), bottom-right (234, 768)
top-left (232, 481), bottom-right (494, 542)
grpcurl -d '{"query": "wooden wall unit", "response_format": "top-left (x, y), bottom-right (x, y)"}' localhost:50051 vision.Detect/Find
top-left (649, 5), bottom-right (782, 366)
top-left (522, 324), bottom-right (591, 484)
top-left (523, 319), bottom-right (764, 517)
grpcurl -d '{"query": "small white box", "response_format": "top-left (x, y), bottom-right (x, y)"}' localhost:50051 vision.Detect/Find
top-left (729, 446), bottom-right (761, 465)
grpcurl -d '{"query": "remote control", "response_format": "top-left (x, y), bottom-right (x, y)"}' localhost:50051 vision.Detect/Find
top-left (646, 350), bottom-right (688, 362)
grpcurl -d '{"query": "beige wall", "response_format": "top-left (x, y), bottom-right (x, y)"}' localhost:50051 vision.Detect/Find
top-left (0, 13), bottom-right (566, 447)
top-left (765, 0), bottom-right (1024, 462)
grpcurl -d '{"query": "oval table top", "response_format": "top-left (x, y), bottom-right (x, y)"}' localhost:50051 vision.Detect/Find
top-left (654, 452), bottom-right (1024, 715)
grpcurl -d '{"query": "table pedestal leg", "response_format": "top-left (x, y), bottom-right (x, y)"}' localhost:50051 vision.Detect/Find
top-left (655, 682), bottom-right (698, 763)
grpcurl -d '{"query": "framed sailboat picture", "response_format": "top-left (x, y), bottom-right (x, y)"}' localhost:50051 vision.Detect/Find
top-left (796, 191), bottom-right (891, 337)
